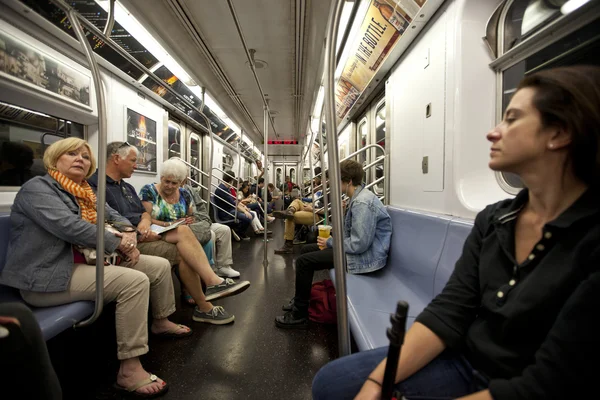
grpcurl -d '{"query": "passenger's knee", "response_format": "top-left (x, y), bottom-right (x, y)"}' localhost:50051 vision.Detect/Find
top-left (311, 366), bottom-right (330, 400)
top-left (127, 269), bottom-right (150, 294)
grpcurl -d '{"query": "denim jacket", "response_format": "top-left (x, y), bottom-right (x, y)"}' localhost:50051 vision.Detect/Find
top-left (328, 185), bottom-right (392, 274)
top-left (0, 175), bottom-right (130, 292)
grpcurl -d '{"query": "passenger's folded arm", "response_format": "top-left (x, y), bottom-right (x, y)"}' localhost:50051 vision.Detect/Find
top-left (16, 187), bottom-right (121, 252)
top-left (487, 267), bottom-right (600, 400)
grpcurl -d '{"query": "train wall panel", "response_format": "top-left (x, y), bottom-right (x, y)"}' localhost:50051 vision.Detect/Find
top-left (387, 0), bottom-right (509, 220)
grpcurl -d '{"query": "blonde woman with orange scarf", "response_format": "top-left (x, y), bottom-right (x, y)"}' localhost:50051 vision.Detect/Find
top-left (0, 138), bottom-right (188, 398)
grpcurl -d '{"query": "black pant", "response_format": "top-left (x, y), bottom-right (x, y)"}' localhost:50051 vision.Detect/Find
top-left (293, 243), bottom-right (334, 316)
top-left (0, 302), bottom-right (62, 399)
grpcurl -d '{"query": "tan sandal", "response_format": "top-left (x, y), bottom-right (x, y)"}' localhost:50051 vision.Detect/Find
top-left (113, 373), bottom-right (169, 398)
top-left (151, 323), bottom-right (192, 338)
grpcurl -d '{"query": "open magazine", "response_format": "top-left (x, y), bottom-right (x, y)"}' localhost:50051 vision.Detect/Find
top-left (150, 219), bottom-right (185, 235)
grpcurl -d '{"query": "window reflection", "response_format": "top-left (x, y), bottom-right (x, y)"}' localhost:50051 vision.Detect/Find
top-left (358, 120), bottom-right (367, 165)
top-left (0, 102), bottom-right (84, 187)
top-left (168, 121), bottom-right (181, 159)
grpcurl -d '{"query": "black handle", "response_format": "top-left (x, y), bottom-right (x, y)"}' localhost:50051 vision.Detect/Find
top-left (381, 301), bottom-right (409, 400)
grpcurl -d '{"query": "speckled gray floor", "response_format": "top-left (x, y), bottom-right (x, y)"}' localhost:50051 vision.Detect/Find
top-left (53, 220), bottom-right (339, 400)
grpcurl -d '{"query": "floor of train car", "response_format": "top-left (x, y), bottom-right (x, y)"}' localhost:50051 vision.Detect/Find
top-left (49, 220), bottom-right (341, 400)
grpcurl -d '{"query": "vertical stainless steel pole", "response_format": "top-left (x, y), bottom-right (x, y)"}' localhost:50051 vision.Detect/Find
top-left (308, 121), bottom-right (316, 227)
top-left (67, 9), bottom-right (106, 328)
top-left (263, 106), bottom-right (269, 266)
top-left (318, 108), bottom-right (329, 224)
top-left (324, 0), bottom-right (350, 356)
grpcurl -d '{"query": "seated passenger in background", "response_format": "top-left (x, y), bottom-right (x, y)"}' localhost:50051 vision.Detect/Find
top-left (312, 66), bottom-right (600, 400)
top-left (275, 160), bottom-right (392, 329)
top-left (0, 138), bottom-right (187, 397)
top-left (215, 171), bottom-right (251, 240)
top-left (250, 178), bottom-right (274, 214)
top-left (89, 145), bottom-right (249, 325)
top-left (239, 181), bottom-right (274, 223)
top-left (274, 176), bottom-right (325, 254)
top-left (216, 171), bottom-right (271, 238)
top-left (267, 183), bottom-right (281, 209)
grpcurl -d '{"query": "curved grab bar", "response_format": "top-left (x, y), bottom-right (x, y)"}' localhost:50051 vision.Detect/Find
top-left (103, 0), bottom-right (115, 37)
top-left (51, 3), bottom-right (107, 328)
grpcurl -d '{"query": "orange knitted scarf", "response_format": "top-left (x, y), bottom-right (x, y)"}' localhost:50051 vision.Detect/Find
top-left (49, 169), bottom-right (97, 224)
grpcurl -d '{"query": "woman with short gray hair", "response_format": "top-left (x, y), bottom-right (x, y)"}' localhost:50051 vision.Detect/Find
top-left (140, 158), bottom-right (250, 325)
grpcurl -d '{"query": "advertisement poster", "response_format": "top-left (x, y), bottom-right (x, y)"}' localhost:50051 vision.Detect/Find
top-left (0, 28), bottom-right (91, 107)
top-left (335, 0), bottom-right (427, 122)
top-left (126, 108), bottom-right (157, 173)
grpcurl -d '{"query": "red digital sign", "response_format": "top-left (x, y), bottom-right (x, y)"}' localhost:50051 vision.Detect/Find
top-left (267, 140), bottom-right (298, 145)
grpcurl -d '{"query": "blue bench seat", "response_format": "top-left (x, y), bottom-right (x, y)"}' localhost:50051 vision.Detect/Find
top-left (0, 213), bottom-right (94, 341)
top-left (331, 207), bottom-right (473, 351)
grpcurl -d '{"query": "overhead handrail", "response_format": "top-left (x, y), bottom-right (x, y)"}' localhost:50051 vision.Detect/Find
top-left (103, 0), bottom-right (115, 37)
top-left (46, 1), bottom-right (227, 202)
top-left (49, 0), bottom-right (107, 328)
top-left (324, 0), bottom-right (350, 357)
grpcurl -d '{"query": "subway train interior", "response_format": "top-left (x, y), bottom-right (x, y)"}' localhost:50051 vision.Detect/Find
top-left (0, 0), bottom-right (599, 399)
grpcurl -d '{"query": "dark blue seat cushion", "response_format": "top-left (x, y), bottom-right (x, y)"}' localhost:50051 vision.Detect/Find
top-left (331, 207), bottom-right (453, 351)
top-left (434, 219), bottom-right (473, 296)
top-left (0, 213), bottom-right (94, 340)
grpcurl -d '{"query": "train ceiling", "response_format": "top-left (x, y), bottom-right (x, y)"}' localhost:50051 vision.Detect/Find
top-left (120, 0), bottom-right (334, 145)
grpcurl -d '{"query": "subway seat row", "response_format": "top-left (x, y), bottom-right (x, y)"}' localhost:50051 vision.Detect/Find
top-left (330, 206), bottom-right (473, 351)
top-left (0, 213), bottom-right (94, 340)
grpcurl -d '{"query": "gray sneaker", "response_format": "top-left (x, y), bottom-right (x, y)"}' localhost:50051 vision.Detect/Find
top-left (205, 278), bottom-right (250, 301)
top-left (193, 306), bottom-right (234, 325)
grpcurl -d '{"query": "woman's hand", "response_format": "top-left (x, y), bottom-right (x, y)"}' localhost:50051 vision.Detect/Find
top-left (244, 211), bottom-right (252, 219)
top-left (124, 247), bottom-right (140, 266)
top-left (139, 231), bottom-right (161, 242)
top-left (184, 216), bottom-right (194, 225)
top-left (317, 236), bottom-right (328, 249)
top-left (353, 380), bottom-right (382, 400)
top-left (137, 219), bottom-right (152, 241)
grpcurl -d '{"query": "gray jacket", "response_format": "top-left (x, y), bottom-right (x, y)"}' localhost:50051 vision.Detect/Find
top-left (183, 184), bottom-right (212, 245)
top-left (0, 175), bottom-right (130, 292)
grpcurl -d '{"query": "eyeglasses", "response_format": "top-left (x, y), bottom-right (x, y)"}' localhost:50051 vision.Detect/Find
top-left (119, 142), bottom-right (132, 149)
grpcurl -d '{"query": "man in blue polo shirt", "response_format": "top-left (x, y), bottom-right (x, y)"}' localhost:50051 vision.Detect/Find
top-left (89, 142), bottom-right (249, 325)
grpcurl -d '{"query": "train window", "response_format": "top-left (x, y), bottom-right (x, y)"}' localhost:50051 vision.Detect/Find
top-left (499, 15), bottom-right (600, 190)
top-left (290, 168), bottom-right (296, 184)
top-left (357, 119), bottom-right (367, 164)
top-left (21, 0), bottom-right (154, 81)
top-left (503, 0), bottom-right (564, 53)
top-left (375, 103), bottom-right (386, 149)
top-left (189, 133), bottom-right (201, 186)
top-left (167, 121), bottom-right (181, 159)
top-left (0, 101), bottom-right (84, 187)
top-left (276, 168), bottom-right (282, 189)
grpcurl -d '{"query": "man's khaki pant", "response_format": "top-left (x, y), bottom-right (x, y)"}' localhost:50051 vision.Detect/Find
top-left (21, 254), bottom-right (175, 360)
top-left (284, 199), bottom-right (315, 240)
